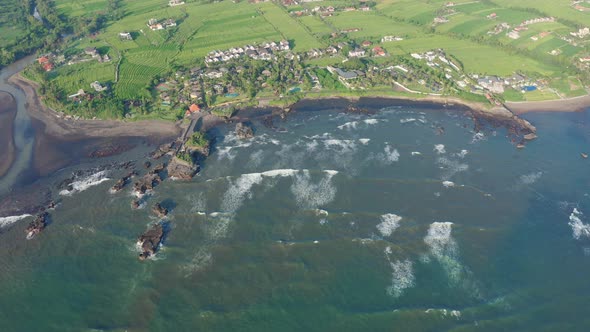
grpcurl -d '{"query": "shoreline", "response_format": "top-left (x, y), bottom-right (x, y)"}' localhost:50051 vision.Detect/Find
top-left (0, 92), bottom-right (17, 177)
top-left (505, 94), bottom-right (590, 114)
top-left (8, 74), bottom-right (185, 141)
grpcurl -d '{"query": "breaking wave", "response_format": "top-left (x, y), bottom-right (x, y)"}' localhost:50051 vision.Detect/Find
top-left (0, 214), bottom-right (32, 228)
top-left (569, 208), bottom-right (590, 240)
top-left (337, 121), bottom-right (359, 130)
top-left (434, 144), bottom-right (446, 154)
top-left (59, 171), bottom-right (110, 196)
top-left (377, 214), bottom-right (402, 237)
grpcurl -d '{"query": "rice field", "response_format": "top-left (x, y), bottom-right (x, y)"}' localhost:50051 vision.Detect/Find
top-left (47, 0), bottom-right (586, 101)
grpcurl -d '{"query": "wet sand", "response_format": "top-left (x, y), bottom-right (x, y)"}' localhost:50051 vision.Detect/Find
top-left (0, 92), bottom-right (16, 177)
top-left (506, 94), bottom-right (590, 114)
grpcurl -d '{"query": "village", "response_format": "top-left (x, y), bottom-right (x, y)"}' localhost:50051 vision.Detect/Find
top-left (26, 0), bottom-right (589, 122)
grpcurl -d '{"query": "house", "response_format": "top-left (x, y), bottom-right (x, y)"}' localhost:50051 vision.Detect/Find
top-left (372, 46), bottom-right (386, 57)
top-left (185, 103), bottom-right (201, 117)
top-left (361, 40), bottom-right (372, 47)
top-left (348, 48), bottom-right (366, 57)
top-left (148, 18), bottom-right (158, 25)
top-left (119, 32), bottom-right (132, 40)
top-left (90, 81), bottom-right (107, 92)
top-left (164, 19), bottom-right (177, 27)
top-left (381, 36), bottom-right (403, 42)
top-left (37, 56), bottom-right (49, 65)
top-left (42, 62), bottom-right (54, 71)
top-left (169, 0), bottom-right (185, 6)
top-left (487, 12), bottom-right (497, 19)
top-left (327, 66), bottom-right (358, 80)
top-left (84, 47), bottom-right (98, 57)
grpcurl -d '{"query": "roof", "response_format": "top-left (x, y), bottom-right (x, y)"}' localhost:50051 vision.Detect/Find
top-left (189, 104), bottom-right (200, 112)
top-left (38, 56), bottom-right (49, 64)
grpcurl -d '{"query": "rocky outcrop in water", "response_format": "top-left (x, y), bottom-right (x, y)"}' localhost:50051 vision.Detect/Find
top-left (111, 171), bottom-right (137, 193)
top-left (166, 157), bottom-right (199, 180)
top-left (133, 163), bottom-right (166, 195)
top-left (235, 122), bottom-right (254, 139)
top-left (26, 212), bottom-right (49, 239)
top-left (151, 142), bottom-right (174, 159)
top-left (152, 202), bottom-right (168, 218)
top-left (137, 223), bottom-right (164, 260)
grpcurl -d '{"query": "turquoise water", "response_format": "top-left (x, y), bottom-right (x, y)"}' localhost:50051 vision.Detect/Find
top-left (1, 105), bottom-right (590, 331)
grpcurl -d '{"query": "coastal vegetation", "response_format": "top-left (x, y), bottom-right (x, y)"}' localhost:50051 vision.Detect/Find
top-left (6, 0), bottom-right (590, 119)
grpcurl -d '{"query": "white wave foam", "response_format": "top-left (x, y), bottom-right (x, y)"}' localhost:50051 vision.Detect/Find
top-left (59, 171), bottom-right (110, 196)
top-left (375, 144), bottom-right (400, 164)
top-left (358, 138), bottom-right (371, 145)
top-left (569, 208), bottom-right (590, 240)
top-left (471, 132), bottom-right (486, 144)
top-left (520, 171), bottom-right (543, 185)
top-left (434, 144), bottom-right (446, 154)
top-left (364, 119), bottom-right (379, 125)
top-left (456, 150), bottom-right (469, 158)
top-left (386, 259), bottom-right (415, 298)
top-left (306, 140), bottom-right (319, 152)
top-left (0, 214), bottom-right (32, 228)
top-left (400, 118), bottom-right (416, 124)
top-left (425, 222), bottom-right (457, 258)
top-left (442, 181), bottom-right (455, 188)
top-left (411, 151), bottom-right (422, 156)
top-left (337, 121), bottom-right (359, 130)
top-left (221, 174), bottom-right (264, 213)
top-left (437, 157), bottom-right (468, 180)
top-left (217, 146), bottom-right (237, 161)
top-left (424, 222), bottom-right (463, 284)
top-left (377, 214), bottom-right (402, 237)
top-left (324, 139), bottom-right (357, 153)
top-left (291, 170), bottom-right (337, 208)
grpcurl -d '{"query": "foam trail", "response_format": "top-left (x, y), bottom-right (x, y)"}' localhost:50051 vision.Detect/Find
top-left (0, 214), bottom-right (32, 228)
top-left (291, 170), bottom-right (337, 208)
top-left (59, 171), bottom-right (110, 196)
top-left (520, 171), bottom-right (543, 185)
top-left (386, 259), bottom-right (415, 298)
top-left (424, 222), bottom-right (462, 284)
top-left (377, 214), bottom-right (402, 237)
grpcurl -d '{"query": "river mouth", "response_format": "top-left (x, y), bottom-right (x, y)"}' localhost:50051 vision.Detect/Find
top-left (0, 92), bottom-right (17, 177)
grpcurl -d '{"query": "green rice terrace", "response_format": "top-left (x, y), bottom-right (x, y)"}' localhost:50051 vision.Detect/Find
top-left (12, 0), bottom-right (590, 119)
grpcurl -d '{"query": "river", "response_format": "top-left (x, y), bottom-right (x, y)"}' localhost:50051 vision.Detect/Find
top-left (0, 55), bottom-right (37, 195)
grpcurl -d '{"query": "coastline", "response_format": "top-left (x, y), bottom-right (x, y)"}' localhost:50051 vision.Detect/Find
top-left (505, 94), bottom-right (590, 114)
top-left (8, 74), bottom-right (185, 140)
top-left (0, 92), bottom-right (17, 177)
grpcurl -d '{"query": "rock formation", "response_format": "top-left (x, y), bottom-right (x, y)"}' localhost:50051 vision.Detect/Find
top-left (166, 157), bottom-right (199, 180)
top-left (26, 212), bottom-right (49, 239)
top-left (152, 202), bottom-right (168, 218)
top-left (137, 223), bottom-right (165, 260)
top-left (111, 171), bottom-right (137, 193)
top-left (235, 122), bottom-right (254, 139)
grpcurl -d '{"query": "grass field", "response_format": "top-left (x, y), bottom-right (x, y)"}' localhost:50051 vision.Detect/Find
top-left (0, 0), bottom-right (27, 47)
top-left (256, 2), bottom-right (323, 51)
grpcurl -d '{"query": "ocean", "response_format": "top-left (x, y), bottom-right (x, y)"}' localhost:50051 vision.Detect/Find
top-left (1, 102), bottom-right (590, 331)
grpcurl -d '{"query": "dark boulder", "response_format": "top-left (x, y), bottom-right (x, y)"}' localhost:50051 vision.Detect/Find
top-left (26, 212), bottom-right (49, 240)
top-left (235, 122), bottom-right (254, 139)
top-left (137, 224), bottom-right (164, 260)
top-left (152, 203), bottom-right (168, 218)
